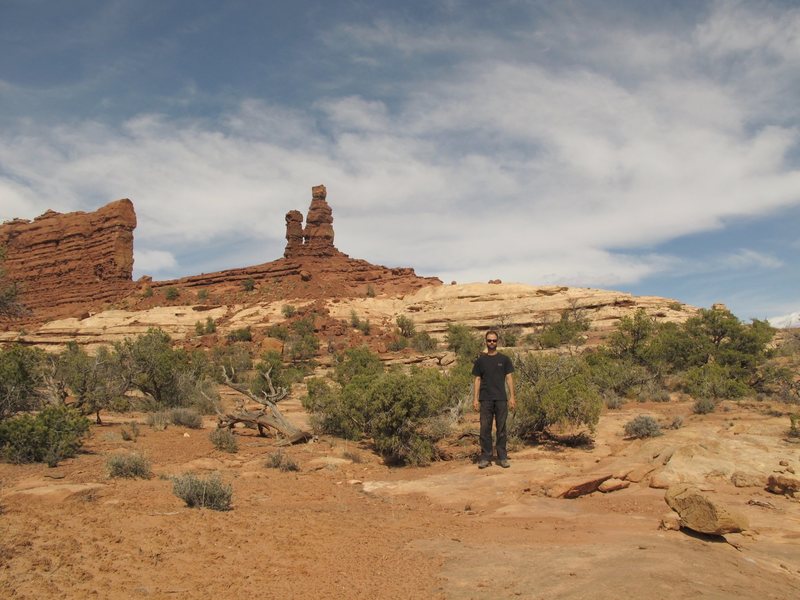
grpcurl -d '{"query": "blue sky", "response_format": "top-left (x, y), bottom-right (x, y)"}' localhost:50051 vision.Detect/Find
top-left (1, 0), bottom-right (799, 322)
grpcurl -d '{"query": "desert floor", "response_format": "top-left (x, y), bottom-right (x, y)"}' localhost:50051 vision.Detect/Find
top-left (2, 395), bottom-right (799, 600)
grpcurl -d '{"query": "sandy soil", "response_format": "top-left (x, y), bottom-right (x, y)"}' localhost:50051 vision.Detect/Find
top-left (1, 398), bottom-right (799, 599)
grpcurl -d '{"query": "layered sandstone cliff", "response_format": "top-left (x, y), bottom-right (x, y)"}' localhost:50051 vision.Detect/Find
top-left (0, 200), bottom-right (136, 322)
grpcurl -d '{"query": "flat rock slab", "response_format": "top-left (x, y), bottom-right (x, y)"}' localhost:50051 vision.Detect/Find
top-left (2, 482), bottom-right (105, 503)
top-left (598, 478), bottom-right (630, 493)
top-left (545, 474), bottom-right (613, 499)
top-left (664, 484), bottom-right (748, 535)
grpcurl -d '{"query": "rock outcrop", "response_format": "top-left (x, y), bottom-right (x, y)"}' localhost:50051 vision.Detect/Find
top-left (664, 484), bottom-right (749, 535)
top-left (0, 200), bottom-right (136, 322)
top-left (284, 185), bottom-right (339, 258)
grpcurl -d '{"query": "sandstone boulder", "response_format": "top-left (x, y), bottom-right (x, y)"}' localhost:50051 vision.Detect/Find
top-left (664, 484), bottom-right (748, 535)
top-left (766, 473), bottom-right (800, 497)
top-left (731, 471), bottom-right (766, 488)
top-left (545, 474), bottom-right (612, 499)
top-left (598, 478), bottom-right (630, 493)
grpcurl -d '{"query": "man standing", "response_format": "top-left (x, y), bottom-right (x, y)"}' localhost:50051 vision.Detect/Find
top-left (472, 330), bottom-right (516, 468)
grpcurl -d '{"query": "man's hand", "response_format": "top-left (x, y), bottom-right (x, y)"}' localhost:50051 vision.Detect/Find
top-left (473, 398), bottom-right (479, 412)
top-left (509, 396), bottom-right (517, 411)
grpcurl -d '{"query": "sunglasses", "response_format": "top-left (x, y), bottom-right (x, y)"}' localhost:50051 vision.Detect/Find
top-left (486, 339), bottom-right (498, 343)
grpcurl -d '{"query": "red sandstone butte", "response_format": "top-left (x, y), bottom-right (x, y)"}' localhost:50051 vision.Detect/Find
top-left (0, 200), bottom-right (137, 322)
top-left (1, 186), bottom-right (440, 323)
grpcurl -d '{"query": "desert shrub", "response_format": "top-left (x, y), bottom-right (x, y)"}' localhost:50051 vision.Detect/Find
top-left (172, 473), bottom-right (232, 511)
top-left (604, 395), bottom-right (624, 409)
top-left (211, 344), bottom-right (253, 383)
top-left (304, 363), bottom-right (453, 465)
top-left (209, 428), bottom-right (238, 453)
top-left (197, 289), bottom-right (209, 301)
top-left (350, 310), bottom-right (361, 328)
top-left (510, 353), bottom-right (602, 439)
top-left (167, 407), bottom-right (203, 429)
top-left (411, 331), bottom-right (437, 352)
top-left (116, 329), bottom-right (192, 407)
top-left (396, 315), bottom-right (416, 338)
top-left (282, 304), bottom-right (297, 317)
top-left (146, 411), bottom-right (170, 430)
top-left (682, 363), bottom-right (749, 399)
top-left (609, 309), bottom-right (657, 362)
top-left (164, 287), bottom-right (179, 300)
top-left (120, 421), bottom-right (140, 441)
top-left (366, 284), bottom-right (376, 298)
top-left (635, 379), bottom-right (671, 403)
top-left (250, 350), bottom-right (305, 397)
top-left (227, 327), bottom-right (253, 343)
top-left (142, 287), bottom-right (154, 298)
top-left (387, 336), bottom-right (409, 351)
top-left (788, 414), bottom-right (800, 439)
top-left (585, 350), bottom-right (651, 398)
top-left (0, 344), bottom-right (45, 419)
top-left (623, 415), bottom-right (662, 439)
top-left (195, 317), bottom-right (216, 336)
top-left (286, 317), bottom-right (319, 361)
top-left (668, 415), bottom-right (684, 429)
top-left (265, 450), bottom-right (299, 472)
top-left (693, 397), bottom-right (717, 415)
top-left (538, 309), bottom-right (589, 348)
top-left (668, 302), bottom-right (683, 311)
top-left (333, 346), bottom-right (383, 386)
top-left (357, 319), bottom-right (371, 335)
top-left (55, 343), bottom-right (129, 424)
top-left (0, 405), bottom-right (90, 466)
top-left (107, 453), bottom-right (151, 479)
top-left (242, 278), bottom-right (256, 292)
top-left (267, 324), bottom-right (289, 341)
top-left (445, 324), bottom-right (482, 361)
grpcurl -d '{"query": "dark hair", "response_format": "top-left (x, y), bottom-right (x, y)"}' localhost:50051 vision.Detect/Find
top-left (485, 330), bottom-right (499, 340)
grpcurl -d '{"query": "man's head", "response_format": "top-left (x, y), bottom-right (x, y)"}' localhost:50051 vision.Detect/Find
top-left (485, 330), bottom-right (499, 351)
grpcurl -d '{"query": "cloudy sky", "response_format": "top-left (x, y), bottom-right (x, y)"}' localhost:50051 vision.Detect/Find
top-left (1, 0), bottom-right (799, 321)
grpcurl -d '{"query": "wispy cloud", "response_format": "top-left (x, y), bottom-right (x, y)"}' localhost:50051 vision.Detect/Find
top-left (0, 1), bottom-right (798, 315)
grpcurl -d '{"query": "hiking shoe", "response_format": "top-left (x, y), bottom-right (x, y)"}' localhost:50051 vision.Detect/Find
top-left (478, 459), bottom-right (491, 469)
top-left (498, 459), bottom-right (510, 468)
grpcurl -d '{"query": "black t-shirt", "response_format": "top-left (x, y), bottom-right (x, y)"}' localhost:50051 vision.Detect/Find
top-left (472, 353), bottom-right (514, 402)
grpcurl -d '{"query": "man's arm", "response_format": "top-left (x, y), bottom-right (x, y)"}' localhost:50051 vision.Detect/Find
top-left (506, 372), bottom-right (516, 411)
top-left (473, 376), bottom-right (481, 412)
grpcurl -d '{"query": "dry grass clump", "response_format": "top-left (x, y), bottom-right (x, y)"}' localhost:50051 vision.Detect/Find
top-left (107, 453), bottom-right (151, 479)
top-left (172, 473), bottom-right (232, 511)
top-left (120, 421), bottom-right (140, 441)
top-left (209, 428), bottom-right (238, 453)
top-left (623, 415), bottom-right (662, 439)
top-left (265, 451), bottom-right (300, 472)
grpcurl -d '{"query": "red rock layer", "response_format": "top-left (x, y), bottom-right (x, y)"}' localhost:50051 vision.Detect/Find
top-left (0, 200), bottom-right (136, 322)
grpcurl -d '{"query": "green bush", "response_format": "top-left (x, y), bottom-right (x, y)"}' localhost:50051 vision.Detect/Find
top-left (682, 363), bottom-right (749, 399)
top-left (396, 315), bottom-right (416, 338)
top-left (172, 473), bottom-right (232, 511)
top-left (211, 344), bottom-right (253, 383)
top-left (197, 289), bottom-right (209, 301)
top-left (304, 364), bottom-right (452, 465)
top-left (538, 309), bottom-right (589, 348)
top-left (55, 343), bottom-right (128, 424)
top-left (282, 304), bottom-right (297, 318)
top-left (195, 317), bottom-right (217, 336)
top-left (387, 336), bottom-right (409, 351)
top-left (0, 344), bottom-right (45, 419)
top-left (623, 415), bottom-right (662, 439)
top-left (242, 278), bottom-right (256, 292)
top-left (693, 397), bottom-right (716, 415)
top-left (227, 327), bottom-right (253, 342)
top-left (116, 329), bottom-right (190, 407)
top-left (585, 350), bottom-right (651, 398)
top-left (107, 453), bottom-right (151, 479)
top-left (286, 317), bottom-right (319, 361)
top-left (366, 284), bottom-right (376, 298)
top-left (333, 346), bottom-right (384, 386)
top-left (164, 287), bottom-right (179, 300)
top-left (267, 324), bottom-right (289, 341)
top-left (209, 428), bottom-right (238, 453)
top-left (0, 405), bottom-right (90, 466)
top-left (445, 324), bottom-right (482, 361)
top-left (411, 331), bottom-right (437, 352)
top-left (510, 353), bottom-right (602, 439)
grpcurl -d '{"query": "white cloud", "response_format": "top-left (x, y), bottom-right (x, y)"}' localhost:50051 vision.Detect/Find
top-left (134, 249), bottom-right (177, 274)
top-left (1, 1), bottom-right (799, 298)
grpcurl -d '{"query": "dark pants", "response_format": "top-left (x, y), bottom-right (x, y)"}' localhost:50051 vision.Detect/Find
top-left (479, 398), bottom-right (508, 461)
